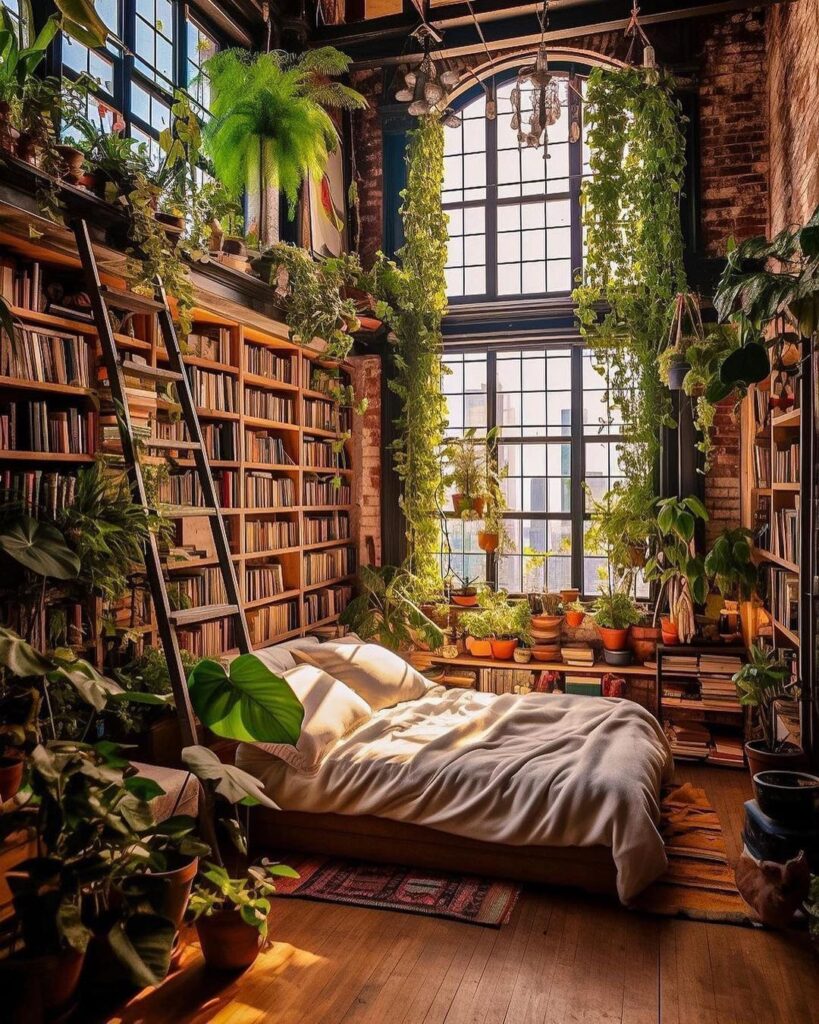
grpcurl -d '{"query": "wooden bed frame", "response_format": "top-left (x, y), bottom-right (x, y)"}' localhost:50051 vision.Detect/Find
top-left (250, 808), bottom-right (620, 896)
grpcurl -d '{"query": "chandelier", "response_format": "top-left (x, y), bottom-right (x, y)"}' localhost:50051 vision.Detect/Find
top-left (395, 24), bottom-right (461, 126)
top-left (510, 0), bottom-right (561, 157)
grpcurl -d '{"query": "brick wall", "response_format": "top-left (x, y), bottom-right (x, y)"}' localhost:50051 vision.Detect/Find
top-left (767, 0), bottom-right (819, 234)
top-left (349, 354), bottom-right (382, 566)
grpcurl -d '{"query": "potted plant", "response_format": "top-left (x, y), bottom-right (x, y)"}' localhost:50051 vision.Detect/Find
top-left (629, 611), bottom-right (661, 664)
top-left (338, 565), bottom-right (444, 652)
top-left (451, 574), bottom-right (481, 607)
top-left (704, 527), bottom-right (759, 639)
top-left (478, 449), bottom-right (512, 553)
top-left (189, 861), bottom-right (297, 971)
top-left (486, 596), bottom-right (531, 661)
top-left (459, 606), bottom-right (493, 658)
top-left (443, 428), bottom-right (488, 518)
top-left (565, 600), bottom-right (585, 629)
top-left (0, 10), bottom-right (60, 157)
top-left (733, 644), bottom-right (806, 777)
top-left (658, 292), bottom-right (705, 390)
top-left (592, 586), bottom-right (642, 651)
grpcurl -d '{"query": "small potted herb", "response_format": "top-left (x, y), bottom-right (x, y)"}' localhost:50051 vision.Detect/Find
top-left (459, 607), bottom-right (493, 658)
top-left (451, 574), bottom-right (481, 607)
top-left (592, 586), bottom-right (642, 651)
top-left (565, 600), bottom-right (586, 629)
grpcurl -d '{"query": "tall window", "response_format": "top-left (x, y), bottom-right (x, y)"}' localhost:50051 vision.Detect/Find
top-left (443, 73), bottom-right (581, 301)
top-left (438, 347), bottom-right (626, 597)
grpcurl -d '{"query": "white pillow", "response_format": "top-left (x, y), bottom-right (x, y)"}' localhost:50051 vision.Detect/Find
top-left (255, 664), bottom-right (371, 773)
top-left (251, 646), bottom-right (297, 675)
top-left (292, 641), bottom-right (432, 712)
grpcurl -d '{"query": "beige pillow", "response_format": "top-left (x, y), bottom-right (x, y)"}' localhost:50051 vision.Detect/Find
top-left (255, 664), bottom-right (371, 773)
top-left (292, 641), bottom-right (432, 712)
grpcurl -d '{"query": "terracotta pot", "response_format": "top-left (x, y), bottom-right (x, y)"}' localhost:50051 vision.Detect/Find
top-left (560, 589), bottom-right (580, 604)
top-left (123, 856), bottom-right (198, 933)
top-left (465, 636), bottom-right (492, 657)
top-left (55, 144), bottom-right (85, 183)
top-left (452, 593), bottom-right (478, 607)
top-left (659, 618), bottom-right (679, 645)
top-left (629, 624), bottom-right (661, 664)
top-left (0, 755), bottom-right (24, 801)
top-left (0, 947), bottom-right (85, 1020)
top-left (531, 614), bottom-right (563, 631)
top-left (452, 493), bottom-right (471, 515)
top-left (565, 611), bottom-right (585, 628)
top-left (196, 908), bottom-right (264, 971)
top-left (472, 496), bottom-right (486, 517)
top-left (477, 530), bottom-right (499, 552)
top-left (489, 637), bottom-right (518, 660)
top-left (16, 132), bottom-right (40, 165)
top-left (744, 740), bottom-right (807, 780)
top-left (597, 626), bottom-right (629, 651)
top-left (626, 544), bottom-right (647, 568)
top-left (223, 235), bottom-right (247, 257)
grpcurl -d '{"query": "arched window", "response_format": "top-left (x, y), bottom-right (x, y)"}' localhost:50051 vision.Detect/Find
top-left (442, 71), bottom-right (584, 301)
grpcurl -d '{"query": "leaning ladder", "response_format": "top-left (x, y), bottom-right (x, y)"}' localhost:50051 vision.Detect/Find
top-left (72, 219), bottom-right (252, 745)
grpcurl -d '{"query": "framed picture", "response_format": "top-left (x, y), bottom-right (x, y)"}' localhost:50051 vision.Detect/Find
top-left (307, 142), bottom-right (347, 258)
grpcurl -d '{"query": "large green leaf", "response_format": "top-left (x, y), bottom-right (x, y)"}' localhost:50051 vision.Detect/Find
top-left (107, 912), bottom-right (176, 988)
top-left (719, 342), bottom-right (770, 387)
top-left (48, 653), bottom-right (124, 711)
top-left (187, 654), bottom-right (303, 744)
top-left (54, 0), bottom-right (109, 49)
top-left (181, 744), bottom-right (277, 808)
top-left (0, 626), bottom-right (53, 677)
top-left (0, 517), bottom-right (80, 580)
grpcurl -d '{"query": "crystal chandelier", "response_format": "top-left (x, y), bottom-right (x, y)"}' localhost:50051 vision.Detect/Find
top-left (510, 0), bottom-right (561, 157)
top-left (395, 24), bottom-right (461, 126)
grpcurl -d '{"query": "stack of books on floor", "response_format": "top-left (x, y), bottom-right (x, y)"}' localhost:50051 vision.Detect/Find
top-left (561, 645), bottom-right (594, 667)
top-left (708, 735), bottom-right (745, 767)
top-left (666, 721), bottom-right (711, 760)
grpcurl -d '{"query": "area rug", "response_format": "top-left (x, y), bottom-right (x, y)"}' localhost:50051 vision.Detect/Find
top-left (632, 783), bottom-right (758, 926)
top-left (271, 858), bottom-right (521, 926)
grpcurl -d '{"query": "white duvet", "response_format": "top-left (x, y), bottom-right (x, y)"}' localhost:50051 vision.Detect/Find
top-left (236, 687), bottom-right (674, 902)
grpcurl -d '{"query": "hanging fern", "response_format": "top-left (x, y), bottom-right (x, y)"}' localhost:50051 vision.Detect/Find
top-left (573, 66), bottom-right (687, 571)
top-left (369, 118), bottom-right (449, 590)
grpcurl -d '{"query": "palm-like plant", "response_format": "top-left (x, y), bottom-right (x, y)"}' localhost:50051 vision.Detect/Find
top-left (201, 46), bottom-right (366, 244)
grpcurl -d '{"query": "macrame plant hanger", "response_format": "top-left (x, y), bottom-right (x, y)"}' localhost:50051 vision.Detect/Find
top-left (624, 1), bottom-right (656, 68)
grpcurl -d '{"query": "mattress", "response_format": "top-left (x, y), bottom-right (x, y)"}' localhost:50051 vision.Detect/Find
top-left (237, 686), bottom-right (674, 902)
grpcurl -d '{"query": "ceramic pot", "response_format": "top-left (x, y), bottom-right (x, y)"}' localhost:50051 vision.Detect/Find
top-left (752, 770), bottom-right (819, 826)
top-left (452, 493), bottom-right (469, 515)
top-left (196, 908), bottom-right (263, 971)
top-left (531, 614), bottom-right (563, 631)
top-left (667, 360), bottom-right (690, 390)
top-left (565, 611), bottom-right (585, 628)
top-left (489, 637), bottom-right (518, 660)
top-left (660, 618), bottom-right (679, 645)
top-left (465, 636), bottom-right (491, 658)
top-left (0, 755), bottom-right (23, 801)
top-left (744, 740), bottom-right (807, 780)
top-left (0, 947), bottom-right (86, 1020)
top-left (472, 496), bottom-right (486, 517)
top-left (629, 624), bottom-right (661, 664)
top-left (598, 626), bottom-right (629, 651)
top-left (123, 855), bottom-right (198, 933)
top-left (452, 592), bottom-right (478, 607)
top-left (560, 588), bottom-right (580, 604)
top-left (55, 144), bottom-right (85, 183)
top-left (477, 530), bottom-right (499, 552)
top-left (16, 132), bottom-right (40, 165)
top-left (513, 647), bottom-right (532, 664)
top-left (223, 235), bottom-right (247, 257)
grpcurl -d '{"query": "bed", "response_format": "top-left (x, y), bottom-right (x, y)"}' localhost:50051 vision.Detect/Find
top-left (236, 640), bottom-right (674, 903)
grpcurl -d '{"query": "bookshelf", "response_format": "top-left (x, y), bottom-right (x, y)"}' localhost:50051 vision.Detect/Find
top-left (0, 224), bottom-right (357, 661)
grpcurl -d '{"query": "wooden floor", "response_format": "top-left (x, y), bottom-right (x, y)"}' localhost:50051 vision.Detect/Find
top-left (109, 766), bottom-right (819, 1024)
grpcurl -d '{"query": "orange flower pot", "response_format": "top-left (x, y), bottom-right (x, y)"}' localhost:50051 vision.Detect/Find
top-left (565, 611), bottom-right (585, 628)
top-left (466, 636), bottom-right (492, 657)
top-left (477, 530), bottom-right (499, 552)
top-left (597, 626), bottom-right (629, 651)
top-left (489, 638), bottom-right (518, 660)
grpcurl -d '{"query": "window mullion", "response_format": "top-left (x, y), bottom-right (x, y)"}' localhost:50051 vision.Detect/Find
top-left (487, 349), bottom-right (498, 588)
top-left (485, 80), bottom-right (498, 300)
top-left (570, 346), bottom-right (585, 594)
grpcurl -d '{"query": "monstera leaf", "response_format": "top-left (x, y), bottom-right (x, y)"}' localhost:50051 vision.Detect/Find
top-left (0, 627), bottom-right (53, 677)
top-left (0, 517), bottom-right (80, 580)
top-left (186, 654), bottom-right (303, 744)
top-left (182, 745), bottom-right (277, 808)
top-left (719, 342), bottom-right (769, 388)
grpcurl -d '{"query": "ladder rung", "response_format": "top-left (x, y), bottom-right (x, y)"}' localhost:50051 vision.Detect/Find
top-left (146, 438), bottom-right (201, 451)
top-left (122, 359), bottom-right (184, 382)
top-left (170, 603), bottom-right (239, 627)
top-left (101, 285), bottom-right (163, 314)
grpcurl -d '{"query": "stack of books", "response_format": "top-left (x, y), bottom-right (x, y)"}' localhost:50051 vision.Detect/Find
top-left (708, 735), bottom-right (745, 767)
top-left (561, 645), bottom-right (594, 667)
top-left (699, 675), bottom-right (741, 710)
top-left (699, 653), bottom-right (743, 675)
top-left (565, 675), bottom-right (602, 697)
top-left (666, 721), bottom-right (711, 759)
top-left (663, 654), bottom-right (699, 674)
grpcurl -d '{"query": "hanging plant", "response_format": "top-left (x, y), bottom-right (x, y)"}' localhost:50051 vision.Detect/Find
top-left (573, 66), bottom-right (687, 574)
top-left (369, 117), bottom-right (449, 592)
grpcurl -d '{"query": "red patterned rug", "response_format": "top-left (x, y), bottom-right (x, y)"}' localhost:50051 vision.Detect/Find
top-left (271, 858), bottom-right (521, 926)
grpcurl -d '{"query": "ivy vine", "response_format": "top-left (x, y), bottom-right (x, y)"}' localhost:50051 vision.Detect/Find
top-left (369, 117), bottom-right (449, 590)
top-left (573, 66), bottom-right (687, 569)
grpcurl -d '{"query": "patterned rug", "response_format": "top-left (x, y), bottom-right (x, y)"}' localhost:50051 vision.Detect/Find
top-left (633, 783), bottom-right (757, 926)
top-left (272, 858), bottom-right (521, 927)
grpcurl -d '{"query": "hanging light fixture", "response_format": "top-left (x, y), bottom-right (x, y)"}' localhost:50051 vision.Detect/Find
top-left (510, 0), bottom-right (561, 158)
top-left (395, 23), bottom-right (461, 125)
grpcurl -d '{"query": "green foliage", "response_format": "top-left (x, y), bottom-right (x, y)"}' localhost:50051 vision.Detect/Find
top-left (186, 653), bottom-right (304, 744)
top-left (591, 587), bottom-right (642, 630)
top-left (370, 118), bottom-right (449, 589)
top-left (460, 588), bottom-right (531, 642)
top-left (643, 494), bottom-right (709, 606)
top-left (201, 47), bottom-right (366, 230)
top-left (442, 427), bottom-right (487, 515)
top-left (339, 564), bottom-right (445, 651)
top-left (181, 744), bottom-right (277, 808)
top-left (704, 527), bottom-right (758, 601)
top-left (0, 515), bottom-right (80, 580)
top-left (573, 66), bottom-right (687, 550)
top-left (54, 0), bottom-right (110, 49)
top-left (584, 482), bottom-right (656, 582)
top-left (732, 644), bottom-right (795, 751)
top-left (189, 861), bottom-right (298, 939)
top-left (112, 645), bottom-right (200, 734)
top-left (0, 9), bottom-right (59, 108)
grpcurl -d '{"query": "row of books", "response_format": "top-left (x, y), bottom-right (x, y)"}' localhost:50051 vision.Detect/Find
top-left (773, 441), bottom-right (799, 483)
top-left (771, 566), bottom-right (799, 633)
top-left (157, 470), bottom-right (239, 508)
top-left (752, 443), bottom-right (771, 488)
top-left (0, 469), bottom-right (78, 516)
top-left (771, 501), bottom-right (799, 564)
top-left (152, 418), bottom-right (239, 462)
top-left (246, 345), bottom-right (293, 383)
top-left (477, 668), bottom-right (542, 694)
top-left (248, 600), bottom-right (299, 646)
top-left (187, 328), bottom-right (232, 364)
top-left (245, 388), bottom-right (294, 422)
top-left (752, 387), bottom-right (770, 433)
top-left (302, 439), bottom-right (348, 469)
top-left (303, 396), bottom-right (340, 431)
top-left (245, 562), bottom-right (286, 601)
top-left (303, 512), bottom-right (351, 544)
top-left (665, 721), bottom-right (744, 765)
top-left (245, 472), bottom-right (296, 509)
top-left (0, 400), bottom-right (97, 455)
top-left (303, 546), bottom-right (355, 586)
top-left (244, 430), bottom-right (294, 465)
top-left (1, 327), bottom-right (95, 388)
top-left (245, 518), bottom-right (298, 552)
top-left (170, 568), bottom-right (228, 609)
top-left (187, 366), bottom-right (237, 413)
top-left (0, 258), bottom-right (45, 311)
top-left (303, 584), bottom-right (352, 625)
top-left (178, 616), bottom-right (235, 658)
top-left (303, 477), bottom-right (351, 506)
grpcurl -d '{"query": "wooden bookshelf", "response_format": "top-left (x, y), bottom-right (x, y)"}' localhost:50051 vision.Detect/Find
top-left (0, 222), bottom-right (357, 659)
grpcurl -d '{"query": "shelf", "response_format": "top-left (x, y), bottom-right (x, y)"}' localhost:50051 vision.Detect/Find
top-left (771, 409), bottom-right (800, 428)
top-left (244, 588), bottom-right (301, 610)
top-left (195, 407), bottom-right (239, 421)
top-left (253, 626), bottom-right (305, 649)
top-left (183, 355), bottom-right (239, 376)
top-left (416, 653), bottom-right (656, 675)
top-left (302, 466), bottom-right (353, 476)
top-left (302, 538), bottom-right (354, 551)
top-left (244, 505), bottom-right (301, 515)
top-left (301, 387), bottom-right (340, 401)
top-left (303, 574), bottom-right (355, 593)
top-left (301, 425), bottom-right (348, 439)
top-left (662, 698), bottom-right (743, 715)
top-left (243, 462), bottom-right (299, 472)
top-left (0, 375), bottom-right (96, 400)
top-left (771, 482), bottom-right (800, 491)
top-left (244, 416), bottom-right (299, 433)
top-left (304, 613), bottom-right (342, 631)
top-left (755, 548), bottom-right (799, 573)
top-left (303, 504), bottom-right (353, 512)
top-left (8, 304), bottom-right (97, 334)
top-left (243, 546), bottom-right (300, 559)
top-left (244, 372), bottom-right (298, 392)
top-left (773, 618), bottom-right (800, 646)
top-left (0, 450), bottom-right (96, 462)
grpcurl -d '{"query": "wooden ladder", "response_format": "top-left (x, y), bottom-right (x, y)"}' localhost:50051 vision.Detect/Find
top-left (72, 219), bottom-right (251, 745)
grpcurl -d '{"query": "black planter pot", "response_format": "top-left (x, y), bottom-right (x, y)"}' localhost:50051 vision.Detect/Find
top-left (752, 770), bottom-right (819, 826)
top-left (667, 361), bottom-right (690, 390)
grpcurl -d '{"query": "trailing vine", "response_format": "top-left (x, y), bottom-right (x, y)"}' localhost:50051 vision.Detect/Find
top-left (370, 117), bottom-right (449, 589)
top-left (573, 66), bottom-right (687, 568)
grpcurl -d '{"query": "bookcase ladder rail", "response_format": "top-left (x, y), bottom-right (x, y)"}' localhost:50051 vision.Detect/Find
top-left (71, 219), bottom-right (252, 749)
